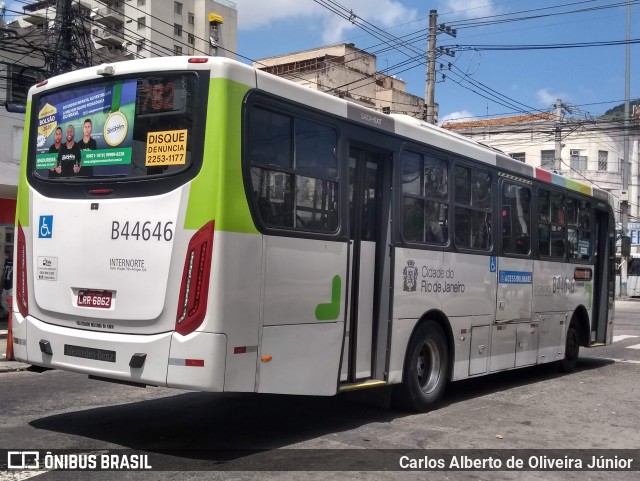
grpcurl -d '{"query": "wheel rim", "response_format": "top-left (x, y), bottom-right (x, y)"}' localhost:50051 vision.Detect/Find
top-left (416, 339), bottom-right (441, 394)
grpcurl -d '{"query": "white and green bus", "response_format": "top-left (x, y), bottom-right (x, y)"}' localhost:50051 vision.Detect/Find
top-left (12, 57), bottom-right (616, 411)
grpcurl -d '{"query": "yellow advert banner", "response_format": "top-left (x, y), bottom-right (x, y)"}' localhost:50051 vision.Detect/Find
top-left (145, 129), bottom-right (188, 166)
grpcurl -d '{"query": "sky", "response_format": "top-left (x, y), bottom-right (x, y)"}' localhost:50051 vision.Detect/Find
top-left (234, 0), bottom-right (640, 123)
top-left (3, 0), bottom-right (638, 124)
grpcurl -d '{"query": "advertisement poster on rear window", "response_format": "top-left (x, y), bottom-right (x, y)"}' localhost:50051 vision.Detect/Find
top-left (35, 80), bottom-right (136, 177)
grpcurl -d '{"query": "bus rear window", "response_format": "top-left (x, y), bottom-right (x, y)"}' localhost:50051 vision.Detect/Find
top-left (32, 73), bottom-right (198, 181)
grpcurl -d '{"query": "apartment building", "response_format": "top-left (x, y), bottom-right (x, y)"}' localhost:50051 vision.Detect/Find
top-left (254, 44), bottom-right (424, 117)
top-left (91, 0), bottom-right (237, 59)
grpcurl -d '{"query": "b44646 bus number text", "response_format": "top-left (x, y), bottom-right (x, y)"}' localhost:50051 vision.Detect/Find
top-left (111, 221), bottom-right (173, 241)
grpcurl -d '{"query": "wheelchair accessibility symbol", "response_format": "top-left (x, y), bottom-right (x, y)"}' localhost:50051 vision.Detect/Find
top-left (39, 215), bottom-right (53, 238)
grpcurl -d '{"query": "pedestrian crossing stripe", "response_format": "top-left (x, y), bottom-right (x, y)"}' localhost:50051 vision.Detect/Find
top-left (613, 335), bottom-right (639, 342)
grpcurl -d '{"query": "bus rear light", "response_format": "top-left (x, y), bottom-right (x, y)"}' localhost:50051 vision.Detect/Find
top-left (16, 224), bottom-right (28, 317)
top-left (88, 188), bottom-right (114, 195)
top-left (36, 80), bottom-right (48, 88)
top-left (185, 359), bottom-right (205, 367)
top-left (176, 221), bottom-right (214, 336)
top-left (188, 57), bottom-right (209, 63)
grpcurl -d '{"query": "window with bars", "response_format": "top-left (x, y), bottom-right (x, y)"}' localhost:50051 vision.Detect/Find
top-left (174, 45), bottom-right (183, 55)
top-left (174, 2), bottom-right (183, 14)
top-left (188, 34), bottom-right (194, 45)
top-left (137, 16), bottom-right (146, 29)
top-left (598, 150), bottom-right (608, 171)
top-left (540, 150), bottom-right (555, 170)
top-left (570, 149), bottom-right (587, 170)
top-left (174, 23), bottom-right (182, 36)
top-left (188, 12), bottom-right (194, 25)
top-left (510, 152), bottom-right (525, 162)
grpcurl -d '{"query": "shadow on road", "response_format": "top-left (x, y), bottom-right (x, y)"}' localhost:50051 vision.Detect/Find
top-left (27, 355), bottom-right (614, 462)
top-left (443, 355), bottom-right (614, 406)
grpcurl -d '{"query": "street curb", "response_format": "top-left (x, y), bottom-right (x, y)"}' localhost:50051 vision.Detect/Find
top-left (0, 363), bottom-right (30, 373)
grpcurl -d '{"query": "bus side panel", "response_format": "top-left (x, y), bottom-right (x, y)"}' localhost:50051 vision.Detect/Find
top-left (533, 260), bottom-right (569, 364)
top-left (208, 231), bottom-right (263, 392)
top-left (12, 102), bottom-right (31, 360)
top-left (257, 235), bottom-right (347, 395)
top-left (443, 252), bottom-right (496, 317)
top-left (257, 323), bottom-right (344, 395)
top-left (393, 248), bottom-right (443, 320)
top-left (563, 261), bottom-right (593, 334)
top-left (389, 247), bottom-right (442, 384)
top-left (262, 236), bottom-right (347, 326)
top-left (185, 71), bottom-right (260, 392)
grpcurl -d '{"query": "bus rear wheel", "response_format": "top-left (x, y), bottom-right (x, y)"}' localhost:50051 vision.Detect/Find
top-left (559, 324), bottom-right (580, 373)
top-left (394, 321), bottom-right (449, 412)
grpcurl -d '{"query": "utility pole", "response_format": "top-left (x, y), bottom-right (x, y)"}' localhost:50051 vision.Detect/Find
top-left (554, 99), bottom-right (564, 172)
top-left (52, 0), bottom-right (74, 75)
top-left (423, 10), bottom-right (456, 124)
top-left (621, 0), bottom-right (631, 296)
top-left (424, 10), bottom-right (437, 124)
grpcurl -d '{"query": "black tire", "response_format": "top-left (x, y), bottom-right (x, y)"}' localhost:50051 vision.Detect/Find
top-left (393, 321), bottom-right (449, 412)
top-left (559, 324), bottom-right (580, 373)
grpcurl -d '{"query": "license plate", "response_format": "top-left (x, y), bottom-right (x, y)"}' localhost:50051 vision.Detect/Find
top-left (77, 289), bottom-right (112, 309)
top-left (64, 344), bottom-right (116, 363)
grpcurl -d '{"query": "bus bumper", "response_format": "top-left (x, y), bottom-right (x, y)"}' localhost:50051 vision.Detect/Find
top-left (12, 313), bottom-right (227, 391)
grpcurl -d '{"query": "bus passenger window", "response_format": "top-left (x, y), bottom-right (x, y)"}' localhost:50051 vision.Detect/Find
top-left (568, 200), bottom-right (591, 261)
top-left (502, 183), bottom-right (531, 255)
top-left (401, 151), bottom-right (448, 245)
top-left (403, 197), bottom-right (424, 242)
top-left (453, 165), bottom-right (491, 250)
top-left (248, 107), bottom-right (338, 233)
top-left (539, 190), bottom-right (565, 258)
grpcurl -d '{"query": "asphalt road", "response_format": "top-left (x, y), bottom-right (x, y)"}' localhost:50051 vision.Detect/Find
top-left (0, 300), bottom-right (639, 481)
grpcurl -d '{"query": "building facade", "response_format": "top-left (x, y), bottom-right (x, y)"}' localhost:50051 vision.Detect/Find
top-left (253, 44), bottom-right (423, 117)
top-left (92, 0), bottom-right (237, 59)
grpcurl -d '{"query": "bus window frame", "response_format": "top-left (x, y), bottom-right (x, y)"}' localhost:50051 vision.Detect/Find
top-left (499, 177), bottom-right (533, 259)
top-left (566, 194), bottom-right (593, 265)
top-left (399, 146), bottom-right (451, 249)
top-left (242, 92), bottom-right (351, 242)
top-left (534, 184), bottom-right (568, 262)
top-left (26, 70), bottom-right (209, 200)
top-left (452, 159), bottom-right (494, 255)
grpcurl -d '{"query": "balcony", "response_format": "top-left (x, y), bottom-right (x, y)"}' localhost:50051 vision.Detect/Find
top-left (93, 27), bottom-right (125, 47)
top-left (22, 8), bottom-right (54, 25)
top-left (93, 6), bottom-right (125, 26)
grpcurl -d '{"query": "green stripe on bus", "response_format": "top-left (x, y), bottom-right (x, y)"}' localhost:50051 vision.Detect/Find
top-left (16, 102), bottom-right (31, 227)
top-left (315, 275), bottom-right (342, 321)
top-left (565, 178), bottom-right (591, 196)
top-left (184, 78), bottom-right (258, 234)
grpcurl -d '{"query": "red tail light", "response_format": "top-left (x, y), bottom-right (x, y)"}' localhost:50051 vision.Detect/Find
top-left (16, 223), bottom-right (29, 317)
top-left (175, 221), bottom-right (214, 336)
